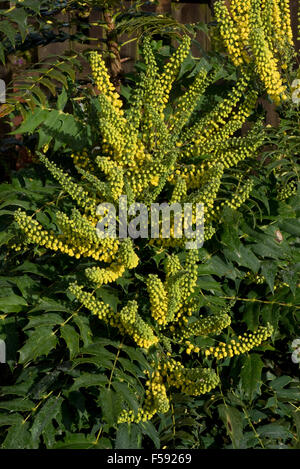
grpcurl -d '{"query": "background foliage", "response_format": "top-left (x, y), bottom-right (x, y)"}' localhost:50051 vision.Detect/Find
top-left (0, 0), bottom-right (299, 450)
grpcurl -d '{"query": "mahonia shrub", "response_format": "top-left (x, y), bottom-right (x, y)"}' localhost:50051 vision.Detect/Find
top-left (4, 35), bottom-right (276, 431)
top-left (214, 0), bottom-right (294, 103)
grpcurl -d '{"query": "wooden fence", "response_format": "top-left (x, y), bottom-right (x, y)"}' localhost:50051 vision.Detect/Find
top-left (37, 2), bottom-right (213, 76)
top-left (37, 0), bottom-right (299, 75)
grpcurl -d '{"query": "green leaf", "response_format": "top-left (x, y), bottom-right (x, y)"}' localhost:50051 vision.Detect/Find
top-left (2, 421), bottom-right (37, 449)
top-left (11, 109), bottom-right (48, 134)
top-left (240, 354), bottom-right (264, 401)
top-left (115, 423), bottom-right (132, 449)
top-left (5, 275), bottom-right (37, 301)
top-left (282, 269), bottom-right (297, 296)
top-left (270, 376), bottom-right (293, 390)
top-left (0, 231), bottom-right (14, 247)
top-left (140, 421), bottom-right (160, 449)
top-left (97, 287), bottom-right (120, 312)
top-left (120, 85), bottom-right (131, 101)
top-left (40, 77), bottom-right (57, 96)
top-left (78, 343), bottom-right (115, 369)
top-left (196, 277), bottom-right (223, 292)
top-left (13, 261), bottom-right (53, 278)
top-left (0, 21), bottom-right (16, 47)
top-left (115, 423), bottom-right (141, 449)
top-left (24, 313), bottom-right (63, 330)
top-left (260, 261), bottom-right (277, 293)
top-left (30, 371), bottom-right (60, 400)
top-left (206, 256), bottom-right (238, 280)
top-left (0, 398), bottom-right (34, 411)
top-left (23, 0), bottom-right (42, 13)
top-left (6, 7), bottom-right (28, 41)
top-left (30, 396), bottom-right (63, 444)
top-left (264, 396), bottom-right (277, 410)
top-left (258, 423), bottom-right (291, 440)
top-left (72, 314), bottom-right (93, 347)
top-left (42, 421), bottom-right (57, 449)
top-left (118, 357), bottom-right (144, 377)
top-left (223, 245), bottom-right (260, 273)
top-left (243, 302), bottom-right (260, 331)
top-left (0, 413), bottom-right (23, 427)
top-left (275, 388), bottom-right (300, 401)
top-left (53, 433), bottom-right (112, 449)
top-left (0, 199), bottom-right (31, 210)
top-left (98, 389), bottom-right (122, 426)
top-left (293, 410), bottom-right (300, 442)
top-left (38, 128), bottom-right (52, 149)
top-left (29, 298), bottom-right (70, 313)
top-left (31, 86), bottom-right (47, 106)
top-left (218, 404), bottom-right (244, 449)
top-left (279, 219), bottom-right (300, 237)
top-left (47, 69), bottom-right (68, 87)
top-left (70, 373), bottom-right (108, 391)
top-left (57, 88), bottom-right (68, 111)
top-left (41, 110), bottom-right (62, 130)
top-left (0, 294), bottom-right (27, 313)
top-left (177, 54), bottom-right (194, 80)
top-left (18, 326), bottom-right (57, 364)
top-left (60, 324), bottom-right (80, 359)
top-left (112, 382), bottom-right (140, 413)
top-left (122, 345), bottom-right (149, 370)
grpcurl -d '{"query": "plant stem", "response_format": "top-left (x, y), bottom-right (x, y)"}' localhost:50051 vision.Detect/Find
top-left (103, 8), bottom-right (122, 92)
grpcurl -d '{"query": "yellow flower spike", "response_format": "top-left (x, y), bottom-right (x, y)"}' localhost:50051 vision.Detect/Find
top-left (147, 274), bottom-right (168, 326)
top-left (85, 263), bottom-right (125, 287)
top-left (89, 51), bottom-right (123, 113)
top-left (215, 0), bottom-right (292, 103)
top-left (203, 324), bottom-right (274, 360)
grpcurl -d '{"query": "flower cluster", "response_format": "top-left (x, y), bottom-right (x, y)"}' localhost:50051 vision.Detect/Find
top-left (118, 301), bottom-right (159, 349)
top-left (118, 369), bottom-right (169, 424)
top-left (69, 285), bottom-right (159, 349)
top-left (89, 50), bottom-right (123, 114)
top-left (85, 263), bottom-right (125, 287)
top-left (277, 181), bottom-right (297, 201)
top-left (13, 208), bottom-right (119, 261)
top-left (39, 154), bottom-right (97, 212)
top-left (159, 358), bottom-right (220, 395)
top-left (147, 35), bottom-right (191, 117)
top-left (147, 275), bottom-right (169, 326)
top-left (180, 312), bottom-right (232, 342)
top-left (117, 238), bottom-right (139, 269)
top-left (204, 324), bottom-right (274, 359)
top-left (11, 35), bottom-right (276, 425)
top-left (215, 0), bottom-right (294, 102)
top-left (96, 156), bottom-right (124, 201)
top-left (69, 282), bottom-right (113, 321)
top-left (118, 357), bottom-right (220, 424)
top-left (226, 178), bottom-right (254, 210)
